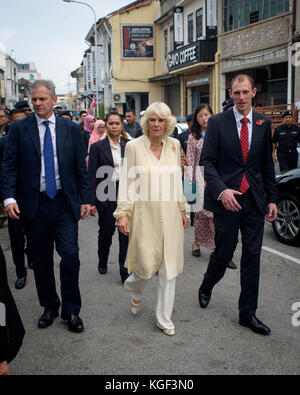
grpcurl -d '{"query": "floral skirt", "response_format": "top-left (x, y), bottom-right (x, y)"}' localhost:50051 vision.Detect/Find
top-left (194, 209), bottom-right (215, 251)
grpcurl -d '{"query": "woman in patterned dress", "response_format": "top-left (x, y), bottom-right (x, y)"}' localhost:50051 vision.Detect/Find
top-left (186, 104), bottom-right (215, 256)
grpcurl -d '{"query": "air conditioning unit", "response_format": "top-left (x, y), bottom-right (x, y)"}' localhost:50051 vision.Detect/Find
top-left (113, 92), bottom-right (126, 103)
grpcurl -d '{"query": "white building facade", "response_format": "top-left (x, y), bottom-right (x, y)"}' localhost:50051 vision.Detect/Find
top-left (5, 55), bottom-right (18, 108)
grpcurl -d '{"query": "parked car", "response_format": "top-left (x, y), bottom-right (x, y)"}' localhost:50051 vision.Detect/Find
top-left (176, 122), bottom-right (188, 135)
top-left (272, 168), bottom-right (300, 246)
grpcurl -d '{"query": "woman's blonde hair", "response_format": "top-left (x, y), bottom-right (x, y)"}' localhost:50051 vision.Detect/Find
top-left (140, 102), bottom-right (177, 138)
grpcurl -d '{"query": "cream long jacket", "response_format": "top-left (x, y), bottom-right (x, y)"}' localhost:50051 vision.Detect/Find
top-left (114, 135), bottom-right (188, 281)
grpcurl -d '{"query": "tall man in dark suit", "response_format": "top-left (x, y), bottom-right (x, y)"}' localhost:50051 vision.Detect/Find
top-left (1, 80), bottom-right (91, 333)
top-left (198, 74), bottom-right (278, 336)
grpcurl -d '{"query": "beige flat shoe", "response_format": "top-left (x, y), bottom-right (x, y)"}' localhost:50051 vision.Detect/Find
top-left (156, 323), bottom-right (176, 336)
top-left (130, 299), bottom-right (141, 315)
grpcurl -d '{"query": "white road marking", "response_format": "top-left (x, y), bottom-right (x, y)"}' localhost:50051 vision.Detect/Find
top-left (262, 246), bottom-right (300, 265)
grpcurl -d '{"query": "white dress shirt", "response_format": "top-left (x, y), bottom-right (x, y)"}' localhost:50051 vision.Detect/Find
top-left (218, 106), bottom-right (253, 200)
top-left (4, 112), bottom-right (61, 208)
top-left (233, 106), bottom-right (253, 148)
top-left (109, 137), bottom-right (122, 183)
top-left (36, 113), bottom-right (61, 193)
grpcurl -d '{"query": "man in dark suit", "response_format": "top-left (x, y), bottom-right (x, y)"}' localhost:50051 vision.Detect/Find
top-left (88, 112), bottom-right (129, 283)
top-left (0, 109), bottom-right (33, 291)
top-left (198, 74), bottom-right (278, 336)
top-left (1, 80), bottom-right (91, 333)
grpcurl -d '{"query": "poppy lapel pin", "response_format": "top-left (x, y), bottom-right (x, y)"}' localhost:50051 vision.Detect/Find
top-left (256, 119), bottom-right (265, 126)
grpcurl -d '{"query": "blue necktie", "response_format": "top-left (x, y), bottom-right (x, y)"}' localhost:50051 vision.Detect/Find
top-left (43, 121), bottom-right (57, 199)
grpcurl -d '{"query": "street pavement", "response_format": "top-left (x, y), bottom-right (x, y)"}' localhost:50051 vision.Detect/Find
top-left (0, 215), bottom-right (299, 376)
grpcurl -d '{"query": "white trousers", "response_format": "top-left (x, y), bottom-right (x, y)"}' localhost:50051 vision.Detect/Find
top-left (124, 262), bottom-right (176, 330)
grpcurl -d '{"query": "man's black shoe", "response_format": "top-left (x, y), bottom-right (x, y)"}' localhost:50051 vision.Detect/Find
top-left (98, 265), bottom-right (107, 275)
top-left (62, 313), bottom-right (84, 333)
top-left (227, 261), bottom-right (237, 270)
top-left (15, 276), bottom-right (27, 290)
top-left (239, 315), bottom-right (271, 336)
top-left (198, 289), bottom-right (211, 309)
top-left (38, 311), bottom-right (59, 329)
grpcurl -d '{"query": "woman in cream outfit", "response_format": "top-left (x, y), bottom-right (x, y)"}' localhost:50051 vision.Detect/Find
top-left (114, 102), bottom-right (188, 336)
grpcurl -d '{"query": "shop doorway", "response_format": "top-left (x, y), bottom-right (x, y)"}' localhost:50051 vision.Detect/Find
top-left (191, 85), bottom-right (210, 113)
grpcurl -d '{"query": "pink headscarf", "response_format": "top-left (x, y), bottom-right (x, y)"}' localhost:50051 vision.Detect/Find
top-left (88, 120), bottom-right (106, 152)
top-left (84, 115), bottom-right (95, 133)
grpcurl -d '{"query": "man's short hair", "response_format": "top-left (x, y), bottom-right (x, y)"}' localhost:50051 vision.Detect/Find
top-left (126, 109), bottom-right (136, 115)
top-left (58, 110), bottom-right (73, 119)
top-left (14, 100), bottom-right (30, 109)
top-left (31, 80), bottom-right (56, 97)
top-left (283, 110), bottom-right (292, 118)
top-left (230, 74), bottom-right (255, 90)
top-left (10, 109), bottom-right (26, 117)
top-left (79, 110), bottom-right (87, 117)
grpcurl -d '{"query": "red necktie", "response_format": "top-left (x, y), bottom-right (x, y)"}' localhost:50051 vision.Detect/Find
top-left (240, 117), bottom-right (250, 194)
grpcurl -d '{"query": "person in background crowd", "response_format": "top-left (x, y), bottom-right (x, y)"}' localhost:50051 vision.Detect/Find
top-left (0, 109), bottom-right (10, 227)
top-left (0, 110), bottom-right (34, 290)
top-left (53, 106), bottom-right (63, 115)
top-left (223, 98), bottom-right (234, 112)
top-left (186, 105), bottom-right (215, 257)
top-left (0, 245), bottom-right (25, 375)
top-left (88, 120), bottom-right (107, 153)
top-left (176, 114), bottom-right (193, 156)
top-left (58, 111), bottom-right (73, 121)
top-left (14, 101), bottom-right (31, 117)
top-left (0, 109), bottom-right (10, 137)
top-left (79, 110), bottom-right (88, 131)
top-left (89, 113), bottom-right (130, 283)
top-left (10, 109), bottom-right (26, 122)
top-left (115, 102), bottom-right (188, 337)
top-left (82, 115), bottom-right (96, 156)
top-left (273, 111), bottom-right (300, 172)
top-left (123, 109), bottom-right (143, 139)
top-left (179, 114), bottom-right (194, 225)
top-left (2, 80), bottom-right (91, 333)
top-left (198, 74), bottom-right (277, 336)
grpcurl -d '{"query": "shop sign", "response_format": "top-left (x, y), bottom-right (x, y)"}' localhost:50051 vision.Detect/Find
top-left (122, 25), bottom-right (154, 59)
top-left (91, 47), bottom-right (97, 92)
top-left (86, 52), bottom-right (92, 92)
top-left (222, 48), bottom-right (288, 72)
top-left (173, 6), bottom-right (184, 49)
top-left (206, 0), bottom-right (217, 40)
top-left (186, 76), bottom-right (210, 87)
top-left (167, 42), bottom-right (200, 72)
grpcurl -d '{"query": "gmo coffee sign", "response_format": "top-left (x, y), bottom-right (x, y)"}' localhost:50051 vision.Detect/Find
top-left (167, 42), bottom-right (200, 72)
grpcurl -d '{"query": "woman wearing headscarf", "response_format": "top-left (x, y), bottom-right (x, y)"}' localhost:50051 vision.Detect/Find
top-left (114, 102), bottom-right (188, 336)
top-left (88, 120), bottom-right (106, 153)
top-left (82, 115), bottom-right (96, 155)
